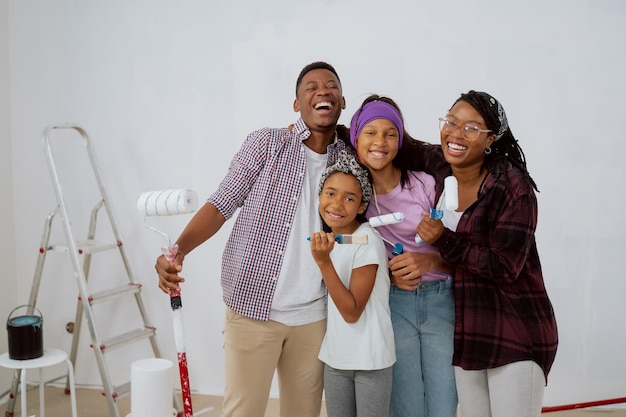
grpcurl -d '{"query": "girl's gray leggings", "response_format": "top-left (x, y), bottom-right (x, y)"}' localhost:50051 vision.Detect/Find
top-left (323, 364), bottom-right (393, 417)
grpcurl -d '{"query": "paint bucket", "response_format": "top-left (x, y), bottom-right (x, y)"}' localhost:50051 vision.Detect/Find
top-left (6, 305), bottom-right (44, 360)
top-left (127, 358), bottom-right (176, 417)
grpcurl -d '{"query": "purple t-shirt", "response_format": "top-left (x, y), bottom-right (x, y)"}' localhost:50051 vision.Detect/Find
top-left (366, 171), bottom-right (451, 282)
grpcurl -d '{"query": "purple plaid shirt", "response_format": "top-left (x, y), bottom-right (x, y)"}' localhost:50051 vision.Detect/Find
top-left (208, 118), bottom-right (348, 321)
top-left (421, 145), bottom-right (558, 380)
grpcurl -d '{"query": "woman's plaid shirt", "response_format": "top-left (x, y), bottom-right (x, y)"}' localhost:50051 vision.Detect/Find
top-left (422, 145), bottom-right (558, 380)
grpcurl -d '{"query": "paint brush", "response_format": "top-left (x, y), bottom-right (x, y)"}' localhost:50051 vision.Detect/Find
top-left (307, 234), bottom-right (369, 244)
top-left (334, 234), bottom-right (368, 244)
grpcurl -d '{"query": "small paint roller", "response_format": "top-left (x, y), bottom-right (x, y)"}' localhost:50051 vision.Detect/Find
top-left (137, 188), bottom-right (199, 417)
top-left (414, 176), bottom-right (458, 245)
top-left (415, 208), bottom-right (444, 245)
top-left (368, 212), bottom-right (404, 256)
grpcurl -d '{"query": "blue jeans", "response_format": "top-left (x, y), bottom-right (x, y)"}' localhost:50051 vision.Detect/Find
top-left (389, 280), bottom-right (457, 417)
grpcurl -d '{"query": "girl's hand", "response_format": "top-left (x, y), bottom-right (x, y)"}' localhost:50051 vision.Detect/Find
top-left (388, 252), bottom-right (429, 290)
top-left (388, 251), bottom-right (450, 290)
top-left (309, 232), bottom-right (335, 265)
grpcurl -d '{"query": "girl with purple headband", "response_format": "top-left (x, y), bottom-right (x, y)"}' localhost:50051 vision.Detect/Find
top-left (349, 95), bottom-right (458, 417)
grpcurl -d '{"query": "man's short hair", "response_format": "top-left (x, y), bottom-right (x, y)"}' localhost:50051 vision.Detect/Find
top-left (295, 61), bottom-right (341, 95)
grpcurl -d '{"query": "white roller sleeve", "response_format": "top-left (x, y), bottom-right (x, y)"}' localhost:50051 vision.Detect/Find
top-left (444, 176), bottom-right (459, 211)
top-left (137, 189), bottom-right (199, 216)
top-left (369, 212), bottom-right (404, 227)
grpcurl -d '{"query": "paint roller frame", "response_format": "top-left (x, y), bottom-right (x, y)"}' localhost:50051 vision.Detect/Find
top-left (137, 188), bottom-right (199, 417)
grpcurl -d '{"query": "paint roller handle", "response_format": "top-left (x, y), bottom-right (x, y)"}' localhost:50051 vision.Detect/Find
top-left (162, 248), bottom-right (194, 417)
top-left (161, 244), bottom-right (178, 264)
top-left (415, 210), bottom-right (445, 245)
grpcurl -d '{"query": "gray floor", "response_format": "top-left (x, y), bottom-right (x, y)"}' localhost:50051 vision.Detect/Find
top-left (1, 385), bottom-right (626, 417)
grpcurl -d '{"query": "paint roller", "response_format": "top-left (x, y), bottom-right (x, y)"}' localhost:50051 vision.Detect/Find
top-left (368, 212), bottom-right (405, 256)
top-left (415, 176), bottom-right (458, 245)
top-left (137, 188), bottom-right (199, 417)
top-left (137, 188), bottom-right (199, 243)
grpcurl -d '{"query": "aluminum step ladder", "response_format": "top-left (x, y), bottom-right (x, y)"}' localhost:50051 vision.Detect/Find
top-left (4, 124), bottom-right (182, 417)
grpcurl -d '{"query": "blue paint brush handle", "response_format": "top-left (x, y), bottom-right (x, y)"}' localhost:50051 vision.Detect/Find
top-left (306, 234), bottom-right (346, 243)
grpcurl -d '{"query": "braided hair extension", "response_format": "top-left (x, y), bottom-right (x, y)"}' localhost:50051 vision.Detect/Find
top-left (352, 94), bottom-right (425, 189)
top-left (453, 90), bottom-right (539, 192)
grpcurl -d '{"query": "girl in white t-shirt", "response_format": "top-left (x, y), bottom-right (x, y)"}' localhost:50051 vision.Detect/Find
top-left (310, 151), bottom-right (395, 417)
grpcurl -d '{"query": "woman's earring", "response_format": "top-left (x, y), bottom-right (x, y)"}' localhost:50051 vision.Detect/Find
top-left (484, 147), bottom-right (492, 155)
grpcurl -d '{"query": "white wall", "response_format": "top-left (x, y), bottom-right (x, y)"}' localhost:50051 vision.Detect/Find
top-left (5, 0), bottom-right (626, 408)
top-left (0, 0), bottom-right (17, 390)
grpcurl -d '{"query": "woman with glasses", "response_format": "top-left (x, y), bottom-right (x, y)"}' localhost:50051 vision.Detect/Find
top-left (417, 90), bottom-right (558, 417)
top-left (348, 94), bottom-right (458, 417)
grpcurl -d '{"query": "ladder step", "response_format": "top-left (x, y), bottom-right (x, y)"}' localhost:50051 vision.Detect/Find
top-left (87, 283), bottom-right (142, 305)
top-left (47, 239), bottom-right (121, 254)
top-left (110, 381), bottom-right (131, 399)
top-left (98, 327), bottom-right (156, 352)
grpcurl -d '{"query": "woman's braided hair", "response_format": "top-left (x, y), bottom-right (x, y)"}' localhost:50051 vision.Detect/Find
top-left (454, 90), bottom-right (538, 192)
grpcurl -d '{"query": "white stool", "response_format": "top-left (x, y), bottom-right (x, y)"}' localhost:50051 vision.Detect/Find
top-left (0, 348), bottom-right (77, 417)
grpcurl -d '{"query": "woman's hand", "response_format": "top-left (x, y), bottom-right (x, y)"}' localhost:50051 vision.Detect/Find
top-left (416, 212), bottom-right (444, 244)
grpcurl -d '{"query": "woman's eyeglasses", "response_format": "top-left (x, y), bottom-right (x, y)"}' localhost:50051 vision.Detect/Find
top-left (438, 117), bottom-right (491, 141)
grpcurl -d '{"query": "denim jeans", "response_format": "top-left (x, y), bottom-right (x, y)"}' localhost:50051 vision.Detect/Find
top-left (389, 279), bottom-right (458, 417)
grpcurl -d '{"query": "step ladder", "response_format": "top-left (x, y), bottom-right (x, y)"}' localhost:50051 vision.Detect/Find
top-left (4, 124), bottom-right (182, 417)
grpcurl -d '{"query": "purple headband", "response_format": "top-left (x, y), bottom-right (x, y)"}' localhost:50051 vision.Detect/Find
top-left (350, 101), bottom-right (404, 149)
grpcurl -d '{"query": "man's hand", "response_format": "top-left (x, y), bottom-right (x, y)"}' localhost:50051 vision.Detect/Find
top-left (155, 252), bottom-right (185, 294)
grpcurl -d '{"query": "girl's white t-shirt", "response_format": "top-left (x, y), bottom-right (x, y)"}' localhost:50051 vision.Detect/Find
top-left (318, 222), bottom-right (396, 370)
